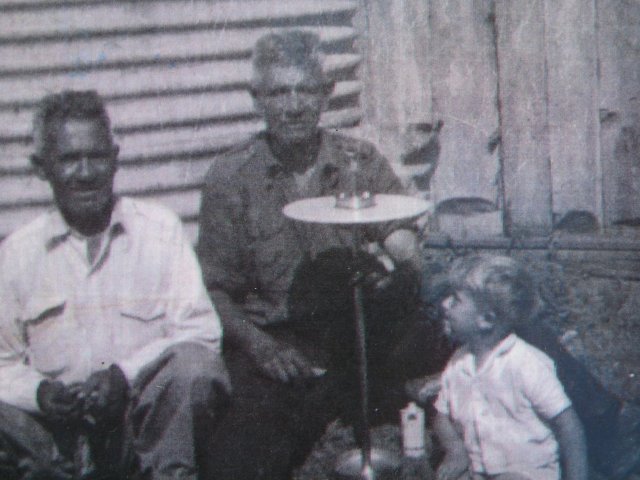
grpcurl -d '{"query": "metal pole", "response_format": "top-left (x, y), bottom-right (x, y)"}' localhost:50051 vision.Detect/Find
top-left (352, 227), bottom-right (373, 479)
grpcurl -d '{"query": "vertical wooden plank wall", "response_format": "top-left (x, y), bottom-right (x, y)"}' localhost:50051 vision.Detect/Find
top-left (494, 0), bottom-right (553, 235)
top-left (355, 0), bottom-right (432, 167)
top-left (545, 0), bottom-right (601, 222)
top-left (360, 0), bottom-right (639, 236)
top-left (358, 0), bottom-right (502, 237)
top-left (598, 0), bottom-right (640, 227)
top-left (427, 0), bottom-right (500, 207)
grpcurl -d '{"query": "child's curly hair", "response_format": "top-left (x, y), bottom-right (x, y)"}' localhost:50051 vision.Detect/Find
top-left (448, 254), bottom-right (538, 330)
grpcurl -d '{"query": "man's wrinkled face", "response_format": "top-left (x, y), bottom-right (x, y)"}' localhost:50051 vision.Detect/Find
top-left (40, 119), bottom-right (118, 231)
top-left (254, 65), bottom-right (329, 146)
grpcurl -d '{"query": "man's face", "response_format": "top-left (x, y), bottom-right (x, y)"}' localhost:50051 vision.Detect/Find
top-left (39, 118), bottom-right (118, 232)
top-left (253, 65), bottom-right (329, 146)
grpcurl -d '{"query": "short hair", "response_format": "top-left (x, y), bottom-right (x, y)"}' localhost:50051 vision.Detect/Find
top-left (251, 30), bottom-right (328, 91)
top-left (32, 90), bottom-right (112, 158)
top-left (447, 254), bottom-right (537, 329)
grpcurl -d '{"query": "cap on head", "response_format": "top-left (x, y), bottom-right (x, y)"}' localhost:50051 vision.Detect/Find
top-left (251, 30), bottom-right (329, 93)
top-left (447, 254), bottom-right (537, 329)
top-left (32, 90), bottom-right (112, 160)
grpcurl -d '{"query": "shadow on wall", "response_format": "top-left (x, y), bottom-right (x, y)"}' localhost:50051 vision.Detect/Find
top-left (398, 120), bottom-right (443, 199)
top-left (553, 211), bottom-right (599, 234)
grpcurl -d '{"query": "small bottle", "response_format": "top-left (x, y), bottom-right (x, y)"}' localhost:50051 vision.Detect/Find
top-left (400, 402), bottom-right (426, 458)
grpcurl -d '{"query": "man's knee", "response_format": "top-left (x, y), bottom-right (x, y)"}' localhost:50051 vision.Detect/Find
top-left (163, 342), bottom-right (231, 407)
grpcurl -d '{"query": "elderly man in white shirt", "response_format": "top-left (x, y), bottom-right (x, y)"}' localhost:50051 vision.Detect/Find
top-left (0, 90), bottom-right (229, 480)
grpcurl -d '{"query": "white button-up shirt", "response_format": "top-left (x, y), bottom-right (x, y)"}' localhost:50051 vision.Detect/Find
top-left (434, 334), bottom-right (571, 479)
top-left (0, 198), bottom-right (222, 412)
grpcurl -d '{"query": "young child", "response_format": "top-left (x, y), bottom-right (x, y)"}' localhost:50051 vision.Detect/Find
top-left (433, 255), bottom-right (587, 480)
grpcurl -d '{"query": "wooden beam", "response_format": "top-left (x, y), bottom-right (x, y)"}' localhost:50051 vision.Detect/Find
top-left (427, 0), bottom-right (501, 207)
top-left (545, 0), bottom-right (600, 221)
top-left (598, 0), bottom-right (640, 226)
top-left (495, 0), bottom-right (553, 235)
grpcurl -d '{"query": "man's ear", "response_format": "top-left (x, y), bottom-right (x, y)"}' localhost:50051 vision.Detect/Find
top-left (30, 154), bottom-right (49, 181)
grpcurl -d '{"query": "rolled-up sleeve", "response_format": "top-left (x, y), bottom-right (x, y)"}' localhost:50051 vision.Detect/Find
top-left (521, 352), bottom-right (572, 421)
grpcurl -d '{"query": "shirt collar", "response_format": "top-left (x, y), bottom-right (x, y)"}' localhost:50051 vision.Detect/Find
top-left (45, 197), bottom-right (127, 251)
top-left (260, 130), bottom-right (338, 176)
top-left (489, 333), bottom-right (518, 358)
top-left (259, 130), bottom-right (343, 199)
top-left (460, 333), bottom-right (518, 376)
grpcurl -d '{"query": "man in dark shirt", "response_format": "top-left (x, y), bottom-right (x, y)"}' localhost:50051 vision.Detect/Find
top-left (197, 30), bottom-right (422, 479)
top-left (198, 29), bottom-right (640, 480)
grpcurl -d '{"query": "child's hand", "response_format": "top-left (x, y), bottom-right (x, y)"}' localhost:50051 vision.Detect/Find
top-left (405, 373), bottom-right (441, 406)
top-left (436, 451), bottom-right (469, 480)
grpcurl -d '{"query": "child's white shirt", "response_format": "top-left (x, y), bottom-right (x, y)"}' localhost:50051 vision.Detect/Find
top-left (434, 333), bottom-right (571, 480)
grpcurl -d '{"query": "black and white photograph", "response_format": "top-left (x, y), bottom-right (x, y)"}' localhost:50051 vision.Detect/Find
top-left (0, 1), bottom-right (639, 479)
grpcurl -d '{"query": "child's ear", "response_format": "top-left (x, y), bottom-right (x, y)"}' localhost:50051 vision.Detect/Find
top-left (477, 313), bottom-right (495, 332)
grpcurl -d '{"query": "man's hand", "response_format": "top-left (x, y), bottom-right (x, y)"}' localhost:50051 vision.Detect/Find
top-left (36, 380), bottom-right (84, 425)
top-left (382, 229), bottom-right (422, 273)
top-left (248, 333), bottom-right (316, 383)
top-left (16, 457), bottom-right (77, 480)
top-left (83, 364), bottom-right (129, 426)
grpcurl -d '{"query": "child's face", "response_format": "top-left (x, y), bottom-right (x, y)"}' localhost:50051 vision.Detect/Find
top-left (441, 289), bottom-right (484, 343)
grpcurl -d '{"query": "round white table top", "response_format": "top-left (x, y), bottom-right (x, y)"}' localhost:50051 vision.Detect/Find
top-left (283, 194), bottom-right (432, 225)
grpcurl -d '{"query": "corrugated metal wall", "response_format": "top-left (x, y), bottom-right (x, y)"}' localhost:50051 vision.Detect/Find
top-left (0, 0), bottom-right (361, 241)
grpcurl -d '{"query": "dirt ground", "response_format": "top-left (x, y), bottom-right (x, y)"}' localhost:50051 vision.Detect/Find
top-left (295, 248), bottom-right (640, 479)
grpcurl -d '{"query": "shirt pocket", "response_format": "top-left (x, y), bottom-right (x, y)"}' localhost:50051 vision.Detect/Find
top-left (120, 302), bottom-right (166, 323)
top-left (118, 301), bottom-right (168, 352)
top-left (23, 295), bottom-right (72, 377)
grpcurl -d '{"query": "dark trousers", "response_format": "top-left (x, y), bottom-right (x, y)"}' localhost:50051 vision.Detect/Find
top-left (202, 341), bottom-right (344, 480)
top-left (204, 251), bottom-right (422, 480)
top-left (0, 342), bottom-right (229, 480)
top-left (203, 326), bottom-right (420, 480)
top-left (206, 248), bottom-right (622, 478)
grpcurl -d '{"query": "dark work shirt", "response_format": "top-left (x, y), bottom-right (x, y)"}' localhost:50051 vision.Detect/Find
top-left (197, 130), bottom-right (405, 327)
